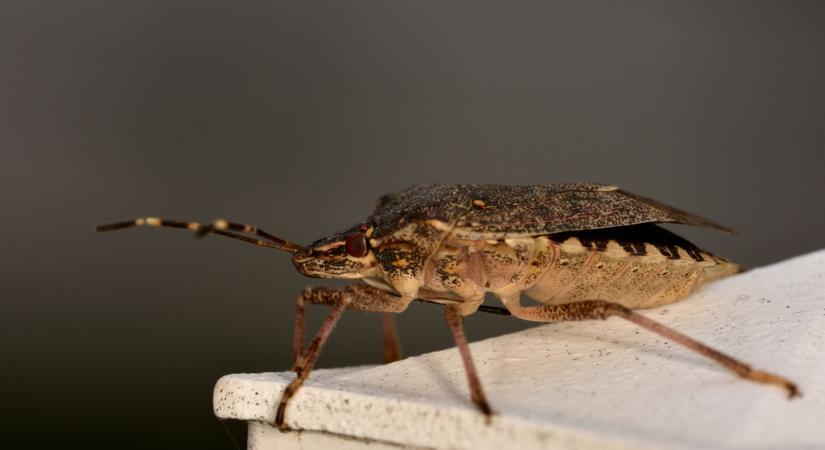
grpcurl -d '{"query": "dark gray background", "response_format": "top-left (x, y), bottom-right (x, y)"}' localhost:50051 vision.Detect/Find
top-left (2, 1), bottom-right (823, 449)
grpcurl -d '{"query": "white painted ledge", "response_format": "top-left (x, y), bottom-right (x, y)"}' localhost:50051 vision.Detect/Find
top-left (214, 250), bottom-right (825, 450)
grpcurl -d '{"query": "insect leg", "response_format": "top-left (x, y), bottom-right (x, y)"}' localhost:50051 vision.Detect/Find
top-left (291, 286), bottom-right (407, 369)
top-left (276, 292), bottom-right (349, 430)
top-left (292, 291), bottom-right (307, 371)
top-left (444, 305), bottom-right (493, 420)
top-left (382, 313), bottom-right (401, 363)
top-left (276, 285), bottom-right (412, 430)
top-left (501, 297), bottom-right (800, 398)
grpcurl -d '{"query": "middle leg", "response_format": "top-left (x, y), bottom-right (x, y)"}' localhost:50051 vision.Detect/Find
top-left (444, 304), bottom-right (493, 419)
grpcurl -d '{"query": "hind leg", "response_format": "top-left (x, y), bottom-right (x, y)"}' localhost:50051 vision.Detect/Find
top-left (500, 296), bottom-right (799, 398)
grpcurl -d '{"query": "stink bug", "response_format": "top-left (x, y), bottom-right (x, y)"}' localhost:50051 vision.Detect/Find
top-left (96, 183), bottom-right (800, 428)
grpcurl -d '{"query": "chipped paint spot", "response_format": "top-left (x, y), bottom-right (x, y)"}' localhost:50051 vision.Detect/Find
top-left (146, 217), bottom-right (161, 226)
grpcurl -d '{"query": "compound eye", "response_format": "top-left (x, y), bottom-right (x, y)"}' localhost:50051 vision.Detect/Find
top-left (345, 233), bottom-right (368, 257)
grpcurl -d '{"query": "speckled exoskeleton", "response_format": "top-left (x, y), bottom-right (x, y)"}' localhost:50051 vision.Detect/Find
top-left (97, 183), bottom-right (800, 429)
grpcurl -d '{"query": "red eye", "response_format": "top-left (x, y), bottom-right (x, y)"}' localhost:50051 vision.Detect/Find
top-left (345, 233), bottom-right (368, 257)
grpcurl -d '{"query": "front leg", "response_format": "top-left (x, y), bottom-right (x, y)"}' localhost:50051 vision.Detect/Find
top-left (292, 285), bottom-right (409, 371)
top-left (277, 284), bottom-right (412, 430)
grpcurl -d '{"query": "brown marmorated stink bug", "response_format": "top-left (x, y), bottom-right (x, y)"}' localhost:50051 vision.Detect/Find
top-left (97, 183), bottom-right (800, 429)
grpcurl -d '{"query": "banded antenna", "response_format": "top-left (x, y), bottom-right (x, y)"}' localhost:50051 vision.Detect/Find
top-left (96, 217), bottom-right (308, 253)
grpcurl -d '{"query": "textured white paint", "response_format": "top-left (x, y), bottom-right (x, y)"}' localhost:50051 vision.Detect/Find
top-left (246, 422), bottom-right (410, 450)
top-left (214, 250), bottom-right (825, 450)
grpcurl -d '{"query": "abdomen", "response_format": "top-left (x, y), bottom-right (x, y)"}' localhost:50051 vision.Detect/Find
top-left (524, 225), bottom-right (739, 309)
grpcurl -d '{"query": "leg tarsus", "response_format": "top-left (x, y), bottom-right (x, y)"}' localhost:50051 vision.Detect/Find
top-left (275, 378), bottom-right (304, 431)
top-left (748, 369), bottom-right (800, 398)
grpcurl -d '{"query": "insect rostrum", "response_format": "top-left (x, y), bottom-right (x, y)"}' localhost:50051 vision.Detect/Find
top-left (97, 183), bottom-right (800, 429)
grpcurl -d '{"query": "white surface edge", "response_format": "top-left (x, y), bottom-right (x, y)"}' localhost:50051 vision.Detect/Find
top-left (215, 249), bottom-right (825, 450)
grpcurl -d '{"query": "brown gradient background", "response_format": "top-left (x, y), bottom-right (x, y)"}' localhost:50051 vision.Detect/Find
top-left (2, 2), bottom-right (824, 449)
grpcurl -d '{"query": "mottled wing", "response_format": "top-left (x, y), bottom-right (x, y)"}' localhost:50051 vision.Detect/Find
top-left (370, 183), bottom-right (736, 239)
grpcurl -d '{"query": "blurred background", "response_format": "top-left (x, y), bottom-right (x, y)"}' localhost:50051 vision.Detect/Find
top-left (2, 1), bottom-right (824, 449)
